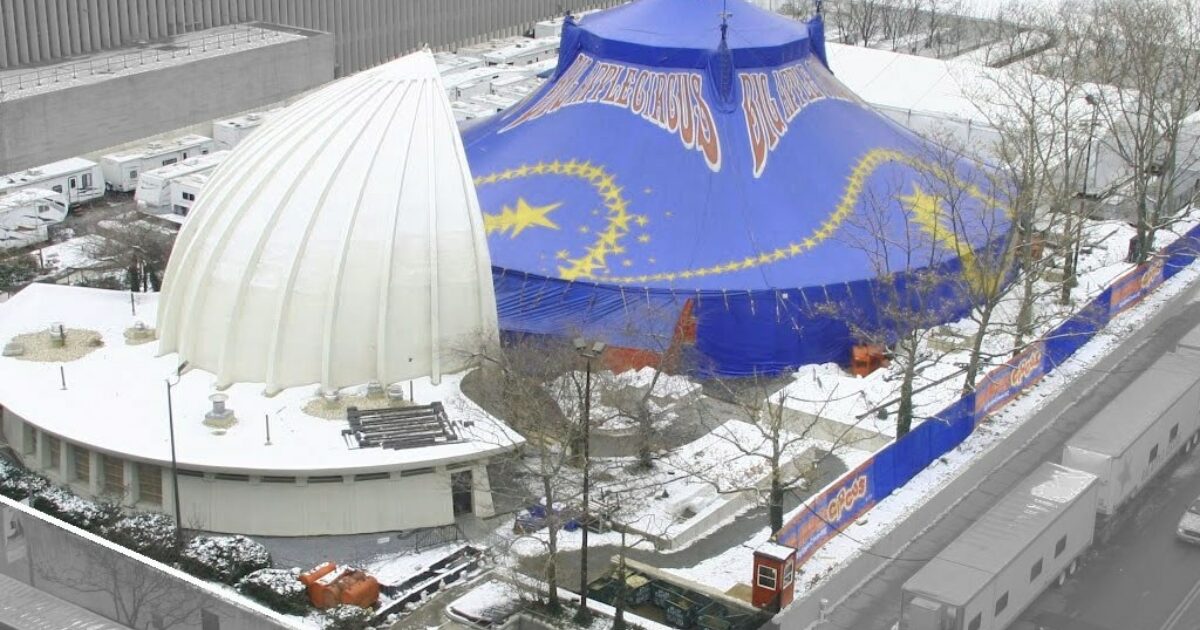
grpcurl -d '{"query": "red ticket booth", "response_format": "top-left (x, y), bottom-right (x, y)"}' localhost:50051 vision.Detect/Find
top-left (752, 542), bottom-right (796, 611)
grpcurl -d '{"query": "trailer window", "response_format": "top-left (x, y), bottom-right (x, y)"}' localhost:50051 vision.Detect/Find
top-left (68, 177), bottom-right (76, 189)
top-left (1030, 558), bottom-right (1043, 581)
top-left (995, 592), bottom-right (1008, 615)
top-left (1170, 424), bottom-right (1180, 443)
top-left (1150, 444), bottom-right (1159, 463)
top-left (968, 613), bottom-right (982, 630)
top-left (129, 170), bottom-right (138, 180)
top-left (82, 173), bottom-right (92, 189)
top-left (52, 185), bottom-right (62, 193)
top-left (1055, 535), bottom-right (1067, 557)
top-left (162, 158), bottom-right (177, 167)
top-left (756, 565), bottom-right (777, 590)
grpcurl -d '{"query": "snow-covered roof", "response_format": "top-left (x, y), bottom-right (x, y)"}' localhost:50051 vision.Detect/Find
top-left (826, 43), bottom-right (994, 125)
top-left (157, 50), bottom-right (499, 394)
top-left (101, 134), bottom-right (213, 163)
top-left (0, 188), bottom-right (64, 210)
top-left (0, 284), bottom-right (520, 474)
top-left (138, 151), bottom-right (230, 183)
top-left (755, 541), bottom-right (795, 562)
top-left (0, 158), bottom-right (98, 191)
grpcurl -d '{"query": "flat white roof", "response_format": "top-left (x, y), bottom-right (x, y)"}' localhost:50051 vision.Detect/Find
top-left (0, 284), bottom-right (521, 475)
top-left (0, 158), bottom-right (99, 189)
top-left (481, 36), bottom-right (560, 63)
top-left (140, 151), bottom-right (230, 182)
top-left (102, 134), bottom-right (213, 163)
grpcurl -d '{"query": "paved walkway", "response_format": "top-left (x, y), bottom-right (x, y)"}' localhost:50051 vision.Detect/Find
top-left (818, 299), bottom-right (1200, 629)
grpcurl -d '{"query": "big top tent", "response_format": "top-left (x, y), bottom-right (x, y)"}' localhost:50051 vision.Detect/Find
top-left (463, 0), bottom-right (1009, 376)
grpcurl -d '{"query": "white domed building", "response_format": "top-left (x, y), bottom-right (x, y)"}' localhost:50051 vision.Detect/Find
top-left (0, 51), bottom-right (521, 536)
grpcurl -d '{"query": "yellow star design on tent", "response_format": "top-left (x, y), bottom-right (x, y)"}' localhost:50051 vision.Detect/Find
top-left (484, 198), bottom-right (563, 238)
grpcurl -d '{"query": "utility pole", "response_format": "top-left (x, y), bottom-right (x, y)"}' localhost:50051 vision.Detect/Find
top-left (572, 337), bottom-right (605, 623)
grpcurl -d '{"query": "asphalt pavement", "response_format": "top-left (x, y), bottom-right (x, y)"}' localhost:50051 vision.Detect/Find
top-left (818, 299), bottom-right (1200, 630)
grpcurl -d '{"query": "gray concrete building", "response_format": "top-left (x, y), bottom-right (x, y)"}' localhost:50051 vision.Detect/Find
top-left (0, 0), bottom-right (621, 76)
top-left (0, 22), bottom-right (333, 174)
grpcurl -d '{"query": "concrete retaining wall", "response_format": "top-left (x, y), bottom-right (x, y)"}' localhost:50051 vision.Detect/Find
top-left (0, 25), bottom-right (333, 173)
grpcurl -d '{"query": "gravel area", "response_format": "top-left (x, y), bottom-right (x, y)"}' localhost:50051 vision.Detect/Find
top-left (300, 394), bottom-right (411, 420)
top-left (7, 328), bottom-right (103, 362)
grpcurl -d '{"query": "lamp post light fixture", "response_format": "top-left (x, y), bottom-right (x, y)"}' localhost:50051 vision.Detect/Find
top-left (572, 336), bottom-right (605, 623)
top-left (165, 360), bottom-right (188, 549)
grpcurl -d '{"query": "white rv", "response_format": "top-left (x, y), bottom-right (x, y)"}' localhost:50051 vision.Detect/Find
top-left (135, 151), bottom-right (230, 211)
top-left (170, 172), bottom-right (210, 217)
top-left (101, 134), bottom-right (214, 193)
top-left (481, 36), bottom-right (560, 67)
top-left (0, 189), bottom-right (69, 250)
top-left (433, 52), bottom-right (485, 76)
top-left (0, 158), bottom-right (105, 207)
top-left (212, 109), bottom-right (283, 151)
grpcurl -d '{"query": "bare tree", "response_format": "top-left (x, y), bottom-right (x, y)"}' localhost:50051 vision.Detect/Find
top-left (81, 217), bottom-right (176, 292)
top-left (1087, 0), bottom-right (1200, 263)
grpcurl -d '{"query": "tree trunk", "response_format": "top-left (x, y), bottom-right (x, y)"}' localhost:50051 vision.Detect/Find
top-left (542, 479), bottom-right (561, 612)
top-left (769, 474), bottom-right (785, 533)
top-left (962, 304), bottom-right (995, 396)
top-left (636, 370), bottom-right (662, 469)
top-left (896, 342), bottom-right (918, 437)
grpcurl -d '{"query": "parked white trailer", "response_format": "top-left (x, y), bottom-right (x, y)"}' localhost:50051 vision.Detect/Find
top-left (212, 110), bottom-right (283, 151)
top-left (433, 52), bottom-right (485, 76)
top-left (0, 189), bottom-right (68, 249)
top-left (1061, 351), bottom-right (1200, 516)
top-left (100, 134), bottom-right (214, 193)
top-left (901, 463), bottom-right (1098, 630)
top-left (134, 151), bottom-right (230, 211)
top-left (0, 158), bottom-right (105, 207)
top-left (170, 172), bottom-right (210, 217)
top-left (481, 36), bottom-right (560, 66)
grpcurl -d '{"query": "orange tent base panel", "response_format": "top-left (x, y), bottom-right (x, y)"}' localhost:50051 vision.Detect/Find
top-left (299, 562), bottom-right (381, 610)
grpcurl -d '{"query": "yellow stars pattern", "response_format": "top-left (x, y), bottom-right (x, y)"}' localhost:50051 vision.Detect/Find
top-left (588, 148), bottom-right (1007, 285)
top-left (484, 198), bottom-right (562, 237)
top-left (474, 160), bottom-right (636, 281)
top-left (903, 184), bottom-right (1001, 296)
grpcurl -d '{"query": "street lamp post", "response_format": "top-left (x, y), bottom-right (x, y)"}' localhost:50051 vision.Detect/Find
top-left (165, 361), bottom-right (188, 549)
top-left (572, 337), bottom-right (605, 623)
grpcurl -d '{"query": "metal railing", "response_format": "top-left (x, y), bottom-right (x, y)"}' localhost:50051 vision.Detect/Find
top-left (0, 26), bottom-right (284, 94)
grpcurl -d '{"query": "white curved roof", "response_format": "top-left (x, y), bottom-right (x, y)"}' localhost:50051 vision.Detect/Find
top-left (157, 50), bottom-right (498, 393)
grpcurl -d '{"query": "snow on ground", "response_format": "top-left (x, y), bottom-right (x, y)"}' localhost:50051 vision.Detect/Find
top-left (362, 543), bottom-right (465, 586)
top-left (666, 221), bottom-right (1200, 595)
top-left (550, 368), bottom-right (701, 433)
top-left (778, 214), bottom-right (1184, 441)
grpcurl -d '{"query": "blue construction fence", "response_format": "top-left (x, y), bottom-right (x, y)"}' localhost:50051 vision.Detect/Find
top-left (777, 223), bottom-right (1200, 561)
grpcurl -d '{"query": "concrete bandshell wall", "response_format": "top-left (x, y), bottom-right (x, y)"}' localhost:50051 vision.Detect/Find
top-left (0, 27), bottom-right (334, 174)
top-left (1, 406), bottom-right (498, 537)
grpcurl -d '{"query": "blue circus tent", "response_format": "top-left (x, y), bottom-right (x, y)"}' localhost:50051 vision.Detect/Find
top-left (462, 0), bottom-right (1009, 377)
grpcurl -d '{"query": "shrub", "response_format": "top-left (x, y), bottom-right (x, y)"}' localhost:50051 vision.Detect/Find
top-left (0, 459), bottom-right (48, 501)
top-left (30, 486), bottom-right (119, 531)
top-left (180, 535), bottom-right (272, 585)
top-left (321, 604), bottom-right (373, 630)
top-left (101, 512), bottom-right (179, 564)
top-left (236, 568), bottom-right (310, 616)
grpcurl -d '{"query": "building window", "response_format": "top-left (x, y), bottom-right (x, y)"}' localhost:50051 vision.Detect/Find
top-left (400, 467), bottom-right (435, 477)
top-left (74, 447), bottom-right (90, 484)
top-left (995, 592), bottom-right (1009, 615)
top-left (1150, 444), bottom-right (1159, 463)
top-left (968, 613), bottom-right (982, 630)
top-left (1030, 558), bottom-right (1043, 581)
top-left (308, 475), bottom-right (342, 483)
top-left (22, 426), bottom-right (36, 456)
top-left (1055, 535), bottom-right (1068, 558)
top-left (354, 472), bottom-right (390, 482)
top-left (103, 456), bottom-right (124, 497)
top-left (756, 565), bottom-right (777, 591)
top-left (47, 436), bottom-right (60, 469)
top-left (782, 559), bottom-right (794, 588)
top-left (262, 476), bottom-right (296, 483)
top-left (137, 463), bottom-right (162, 506)
top-left (1171, 424), bottom-right (1180, 443)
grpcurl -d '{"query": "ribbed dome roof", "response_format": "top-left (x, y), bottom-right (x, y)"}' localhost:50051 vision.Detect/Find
top-left (157, 50), bottom-right (498, 393)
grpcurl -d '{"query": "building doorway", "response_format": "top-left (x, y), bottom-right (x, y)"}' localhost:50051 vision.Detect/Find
top-left (451, 470), bottom-right (473, 516)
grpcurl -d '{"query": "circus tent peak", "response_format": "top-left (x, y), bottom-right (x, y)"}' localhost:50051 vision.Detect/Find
top-left (157, 50), bottom-right (498, 393)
